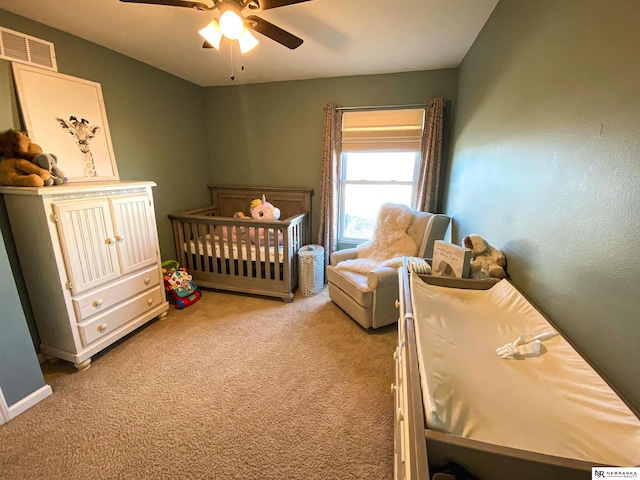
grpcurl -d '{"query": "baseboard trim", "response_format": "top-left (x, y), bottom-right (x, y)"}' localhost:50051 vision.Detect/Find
top-left (2, 384), bottom-right (53, 423)
top-left (0, 388), bottom-right (9, 425)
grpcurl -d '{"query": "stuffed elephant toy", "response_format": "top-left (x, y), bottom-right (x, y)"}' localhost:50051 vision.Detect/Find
top-left (32, 153), bottom-right (67, 186)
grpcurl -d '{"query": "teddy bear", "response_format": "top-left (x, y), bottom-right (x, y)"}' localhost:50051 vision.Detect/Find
top-left (0, 129), bottom-right (52, 187)
top-left (32, 153), bottom-right (67, 186)
top-left (462, 234), bottom-right (507, 279)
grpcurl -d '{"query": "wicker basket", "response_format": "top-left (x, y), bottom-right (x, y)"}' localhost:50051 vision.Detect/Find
top-left (298, 244), bottom-right (325, 296)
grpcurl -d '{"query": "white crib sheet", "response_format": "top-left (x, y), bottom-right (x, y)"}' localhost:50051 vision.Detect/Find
top-left (188, 235), bottom-right (283, 262)
top-left (410, 272), bottom-right (640, 466)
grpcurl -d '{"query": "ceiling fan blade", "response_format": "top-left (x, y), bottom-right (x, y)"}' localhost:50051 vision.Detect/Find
top-left (119, 0), bottom-right (215, 11)
top-left (256, 0), bottom-right (312, 11)
top-left (246, 15), bottom-right (303, 49)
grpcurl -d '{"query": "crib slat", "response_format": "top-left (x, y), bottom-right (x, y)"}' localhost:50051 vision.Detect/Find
top-left (226, 220), bottom-right (240, 275)
top-left (274, 227), bottom-right (281, 281)
top-left (191, 222), bottom-right (201, 271)
top-left (207, 224), bottom-right (216, 273)
top-left (222, 223), bottom-right (230, 273)
top-left (174, 219), bottom-right (186, 268)
top-left (183, 222), bottom-right (194, 271)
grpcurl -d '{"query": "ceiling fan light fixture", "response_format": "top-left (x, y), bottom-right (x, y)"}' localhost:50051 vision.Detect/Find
top-left (198, 20), bottom-right (223, 49)
top-left (218, 9), bottom-right (245, 40)
top-left (238, 28), bottom-right (259, 53)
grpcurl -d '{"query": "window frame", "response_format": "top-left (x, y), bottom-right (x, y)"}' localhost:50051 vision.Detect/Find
top-left (337, 149), bottom-right (422, 245)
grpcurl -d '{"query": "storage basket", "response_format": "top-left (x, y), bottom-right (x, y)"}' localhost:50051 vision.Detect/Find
top-left (298, 244), bottom-right (325, 296)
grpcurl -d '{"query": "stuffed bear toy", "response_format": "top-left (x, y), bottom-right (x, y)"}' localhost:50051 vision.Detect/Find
top-left (0, 129), bottom-right (52, 187)
top-left (32, 153), bottom-right (67, 185)
top-left (462, 234), bottom-right (507, 279)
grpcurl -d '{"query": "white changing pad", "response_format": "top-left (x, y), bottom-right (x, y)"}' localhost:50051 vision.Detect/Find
top-left (410, 272), bottom-right (640, 466)
top-left (187, 235), bottom-right (283, 262)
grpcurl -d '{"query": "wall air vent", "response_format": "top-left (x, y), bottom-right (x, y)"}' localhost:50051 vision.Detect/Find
top-left (0, 27), bottom-right (57, 71)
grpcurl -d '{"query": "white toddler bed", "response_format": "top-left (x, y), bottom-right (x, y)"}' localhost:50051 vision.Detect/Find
top-left (395, 262), bottom-right (640, 480)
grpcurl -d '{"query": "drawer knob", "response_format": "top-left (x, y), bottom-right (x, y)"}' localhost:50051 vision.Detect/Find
top-left (97, 323), bottom-right (108, 333)
top-left (395, 299), bottom-right (400, 309)
top-left (105, 237), bottom-right (115, 245)
top-left (115, 235), bottom-right (125, 242)
top-left (390, 383), bottom-right (397, 394)
top-left (144, 277), bottom-right (151, 285)
top-left (93, 299), bottom-right (103, 308)
top-left (148, 298), bottom-right (154, 306)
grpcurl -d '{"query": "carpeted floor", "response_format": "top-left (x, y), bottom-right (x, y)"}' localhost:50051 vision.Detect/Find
top-left (1, 287), bottom-right (397, 480)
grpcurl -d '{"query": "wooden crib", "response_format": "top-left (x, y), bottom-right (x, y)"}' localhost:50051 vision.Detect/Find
top-left (169, 185), bottom-right (313, 302)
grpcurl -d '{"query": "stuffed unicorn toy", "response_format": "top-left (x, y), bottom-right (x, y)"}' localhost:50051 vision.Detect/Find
top-left (250, 195), bottom-right (283, 246)
top-left (250, 195), bottom-right (281, 221)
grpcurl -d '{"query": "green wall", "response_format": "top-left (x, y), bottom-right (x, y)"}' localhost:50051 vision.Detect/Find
top-left (0, 10), bottom-right (210, 405)
top-left (0, 217), bottom-right (46, 407)
top-left (0, 58), bottom-right (45, 407)
top-left (203, 70), bottom-right (458, 239)
top-left (448, 0), bottom-right (640, 411)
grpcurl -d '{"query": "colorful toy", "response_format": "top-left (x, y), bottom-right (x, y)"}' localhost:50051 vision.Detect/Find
top-left (162, 260), bottom-right (201, 309)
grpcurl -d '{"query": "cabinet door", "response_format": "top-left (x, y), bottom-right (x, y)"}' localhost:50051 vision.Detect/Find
top-left (54, 199), bottom-right (121, 296)
top-left (110, 194), bottom-right (158, 276)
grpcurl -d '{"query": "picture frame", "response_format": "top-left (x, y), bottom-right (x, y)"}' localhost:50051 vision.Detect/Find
top-left (11, 63), bottom-right (119, 182)
top-left (431, 240), bottom-right (472, 278)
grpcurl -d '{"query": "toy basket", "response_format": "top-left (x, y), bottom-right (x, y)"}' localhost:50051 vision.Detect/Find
top-left (162, 260), bottom-right (201, 309)
top-left (298, 244), bottom-right (324, 296)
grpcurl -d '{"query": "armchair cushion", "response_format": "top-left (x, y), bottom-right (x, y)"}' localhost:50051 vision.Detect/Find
top-left (326, 266), bottom-right (372, 308)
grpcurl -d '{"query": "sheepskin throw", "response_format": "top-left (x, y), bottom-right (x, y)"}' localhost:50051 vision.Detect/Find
top-left (336, 203), bottom-right (419, 274)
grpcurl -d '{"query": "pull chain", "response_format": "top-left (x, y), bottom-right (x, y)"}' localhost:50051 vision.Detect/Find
top-left (230, 41), bottom-right (235, 81)
top-left (229, 42), bottom-right (245, 82)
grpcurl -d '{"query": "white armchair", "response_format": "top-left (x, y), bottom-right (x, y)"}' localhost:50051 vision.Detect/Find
top-left (326, 205), bottom-right (450, 329)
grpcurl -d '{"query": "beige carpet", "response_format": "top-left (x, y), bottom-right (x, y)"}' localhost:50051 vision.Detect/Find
top-left (1, 287), bottom-right (397, 480)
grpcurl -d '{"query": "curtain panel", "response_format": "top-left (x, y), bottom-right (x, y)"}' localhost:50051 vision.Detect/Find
top-left (416, 98), bottom-right (444, 213)
top-left (317, 104), bottom-right (342, 275)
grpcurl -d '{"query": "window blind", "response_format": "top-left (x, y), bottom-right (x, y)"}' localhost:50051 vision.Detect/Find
top-left (341, 108), bottom-right (425, 152)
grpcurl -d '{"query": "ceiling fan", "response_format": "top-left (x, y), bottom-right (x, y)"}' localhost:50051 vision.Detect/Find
top-left (119, 0), bottom-right (311, 51)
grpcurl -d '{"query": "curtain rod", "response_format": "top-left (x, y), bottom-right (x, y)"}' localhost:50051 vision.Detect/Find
top-left (335, 102), bottom-right (432, 111)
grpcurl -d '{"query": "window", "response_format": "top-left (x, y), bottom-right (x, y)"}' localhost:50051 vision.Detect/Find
top-left (338, 108), bottom-right (425, 244)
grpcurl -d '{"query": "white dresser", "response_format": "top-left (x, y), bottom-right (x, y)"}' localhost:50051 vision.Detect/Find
top-left (0, 181), bottom-right (169, 370)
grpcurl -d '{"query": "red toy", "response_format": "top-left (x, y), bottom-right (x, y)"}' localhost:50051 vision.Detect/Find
top-left (162, 260), bottom-right (201, 309)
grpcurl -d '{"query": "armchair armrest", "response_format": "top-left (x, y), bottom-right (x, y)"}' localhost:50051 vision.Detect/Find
top-left (367, 267), bottom-right (398, 289)
top-left (330, 248), bottom-right (358, 265)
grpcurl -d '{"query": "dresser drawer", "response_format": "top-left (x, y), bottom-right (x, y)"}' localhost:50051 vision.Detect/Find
top-left (78, 286), bottom-right (164, 347)
top-left (73, 266), bottom-right (161, 322)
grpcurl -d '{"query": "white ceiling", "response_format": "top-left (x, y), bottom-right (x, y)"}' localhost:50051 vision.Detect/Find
top-left (0, 0), bottom-right (498, 87)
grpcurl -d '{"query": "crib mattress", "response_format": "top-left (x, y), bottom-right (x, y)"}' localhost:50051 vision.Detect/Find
top-left (409, 272), bottom-right (640, 466)
top-left (188, 235), bottom-right (284, 262)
